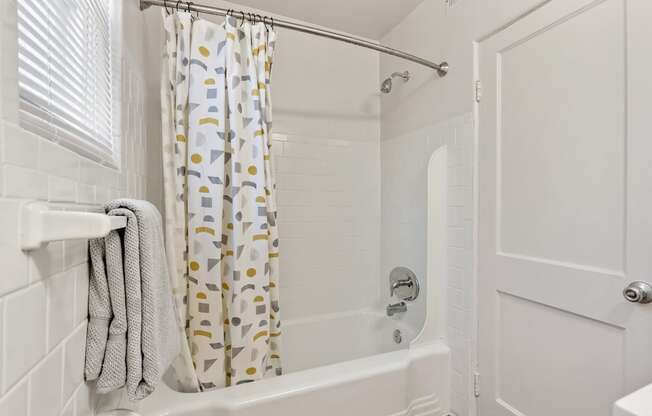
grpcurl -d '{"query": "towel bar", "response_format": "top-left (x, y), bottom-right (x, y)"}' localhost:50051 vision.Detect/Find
top-left (20, 201), bottom-right (127, 251)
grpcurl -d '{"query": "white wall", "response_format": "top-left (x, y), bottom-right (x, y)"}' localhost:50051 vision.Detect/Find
top-left (0, 1), bottom-right (153, 415)
top-left (380, 0), bottom-right (546, 139)
top-left (379, 1), bottom-right (548, 415)
top-left (143, 2), bottom-right (382, 323)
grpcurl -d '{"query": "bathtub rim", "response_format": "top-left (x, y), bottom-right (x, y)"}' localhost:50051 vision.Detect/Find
top-left (130, 341), bottom-right (450, 416)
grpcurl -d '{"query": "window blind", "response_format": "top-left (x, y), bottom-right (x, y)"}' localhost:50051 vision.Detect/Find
top-left (17, 0), bottom-right (115, 164)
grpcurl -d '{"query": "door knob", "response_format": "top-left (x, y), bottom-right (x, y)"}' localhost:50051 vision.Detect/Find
top-left (623, 281), bottom-right (652, 304)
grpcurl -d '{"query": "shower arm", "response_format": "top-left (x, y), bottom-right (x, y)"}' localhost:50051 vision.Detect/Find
top-left (390, 71), bottom-right (410, 81)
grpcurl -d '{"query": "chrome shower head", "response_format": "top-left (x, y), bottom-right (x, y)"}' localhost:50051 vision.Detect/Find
top-left (380, 78), bottom-right (393, 93)
top-left (380, 70), bottom-right (410, 94)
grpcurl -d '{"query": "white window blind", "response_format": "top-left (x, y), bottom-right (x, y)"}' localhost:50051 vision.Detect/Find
top-left (17, 0), bottom-right (116, 165)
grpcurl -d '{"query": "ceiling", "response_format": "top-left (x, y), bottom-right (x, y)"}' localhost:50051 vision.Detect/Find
top-left (228, 0), bottom-right (425, 39)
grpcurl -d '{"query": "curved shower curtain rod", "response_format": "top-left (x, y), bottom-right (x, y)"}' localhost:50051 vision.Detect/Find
top-left (139, 0), bottom-right (449, 77)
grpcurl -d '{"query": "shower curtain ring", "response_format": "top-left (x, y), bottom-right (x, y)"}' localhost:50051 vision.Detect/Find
top-left (270, 17), bottom-right (274, 30)
top-left (186, 1), bottom-right (198, 20)
top-left (175, 0), bottom-right (181, 12)
top-left (240, 11), bottom-right (246, 26)
top-left (163, 0), bottom-right (170, 14)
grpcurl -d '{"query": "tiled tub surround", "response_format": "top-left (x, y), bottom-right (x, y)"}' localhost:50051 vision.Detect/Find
top-left (381, 114), bottom-right (474, 416)
top-left (272, 132), bottom-right (381, 321)
top-left (0, 66), bottom-right (152, 416)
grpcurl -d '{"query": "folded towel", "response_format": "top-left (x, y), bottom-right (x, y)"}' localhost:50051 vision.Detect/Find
top-left (85, 199), bottom-right (179, 401)
top-left (95, 209), bottom-right (129, 393)
top-left (85, 238), bottom-right (111, 381)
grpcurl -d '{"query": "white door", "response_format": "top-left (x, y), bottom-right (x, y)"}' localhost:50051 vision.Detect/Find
top-left (477, 0), bottom-right (652, 415)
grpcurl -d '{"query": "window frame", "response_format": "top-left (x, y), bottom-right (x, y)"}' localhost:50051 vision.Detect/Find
top-left (14, 0), bottom-right (122, 169)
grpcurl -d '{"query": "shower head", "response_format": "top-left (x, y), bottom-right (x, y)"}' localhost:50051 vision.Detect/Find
top-left (380, 70), bottom-right (410, 94)
top-left (380, 78), bottom-right (393, 94)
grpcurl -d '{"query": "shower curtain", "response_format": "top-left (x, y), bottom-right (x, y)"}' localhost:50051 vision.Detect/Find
top-left (161, 11), bottom-right (282, 391)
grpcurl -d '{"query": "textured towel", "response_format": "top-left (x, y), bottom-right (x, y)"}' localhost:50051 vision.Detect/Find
top-left (85, 199), bottom-right (179, 401)
top-left (96, 210), bottom-right (129, 393)
top-left (85, 238), bottom-right (111, 380)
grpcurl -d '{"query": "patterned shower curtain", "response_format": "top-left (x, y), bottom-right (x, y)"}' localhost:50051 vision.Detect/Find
top-left (161, 11), bottom-right (282, 391)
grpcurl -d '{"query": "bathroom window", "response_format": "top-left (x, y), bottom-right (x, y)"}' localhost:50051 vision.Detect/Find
top-left (16, 0), bottom-right (118, 166)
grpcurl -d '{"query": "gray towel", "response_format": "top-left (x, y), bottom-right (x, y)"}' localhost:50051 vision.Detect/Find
top-left (85, 199), bottom-right (180, 401)
top-left (85, 238), bottom-right (111, 380)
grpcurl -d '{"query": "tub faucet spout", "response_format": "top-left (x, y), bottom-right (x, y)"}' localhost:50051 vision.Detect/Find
top-left (386, 301), bottom-right (407, 316)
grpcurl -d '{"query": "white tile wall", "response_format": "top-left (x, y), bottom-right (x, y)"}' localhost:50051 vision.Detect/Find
top-left (380, 113), bottom-right (474, 416)
top-left (46, 271), bottom-right (76, 350)
top-left (272, 133), bottom-right (381, 321)
top-left (0, 40), bottom-right (150, 416)
top-left (30, 347), bottom-right (64, 416)
top-left (63, 324), bottom-right (87, 402)
top-left (0, 379), bottom-right (28, 416)
top-left (0, 0), bottom-right (154, 414)
top-left (3, 282), bottom-right (47, 390)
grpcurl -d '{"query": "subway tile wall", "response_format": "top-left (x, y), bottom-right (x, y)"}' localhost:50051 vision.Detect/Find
top-left (381, 113), bottom-right (475, 416)
top-left (0, 56), bottom-right (150, 416)
top-left (272, 133), bottom-right (381, 321)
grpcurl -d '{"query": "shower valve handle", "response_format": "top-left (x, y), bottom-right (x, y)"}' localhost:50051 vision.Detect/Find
top-left (390, 279), bottom-right (413, 297)
top-left (388, 267), bottom-right (420, 301)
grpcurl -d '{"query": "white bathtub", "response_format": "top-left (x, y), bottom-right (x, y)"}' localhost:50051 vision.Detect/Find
top-left (281, 309), bottom-right (418, 373)
top-left (99, 148), bottom-right (452, 416)
top-left (112, 310), bottom-right (450, 416)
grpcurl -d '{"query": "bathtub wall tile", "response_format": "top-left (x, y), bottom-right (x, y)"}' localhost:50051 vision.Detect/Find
top-left (75, 382), bottom-right (93, 416)
top-left (2, 282), bottom-right (47, 392)
top-left (29, 346), bottom-right (63, 416)
top-left (28, 241), bottom-right (65, 283)
top-left (0, 298), bottom-right (3, 393)
top-left (273, 132), bottom-right (380, 321)
top-left (62, 323), bottom-right (87, 404)
top-left (380, 114), bottom-right (475, 416)
top-left (0, 199), bottom-right (29, 296)
top-left (60, 399), bottom-right (74, 416)
top-left (73, 264), bottom-right (90, 325)
top-left (46, 271), bottom-right (76, 350)
top-left (0, 380), bottom-right (27, 416)
top-left (0, 123), bottom-right (39, 169)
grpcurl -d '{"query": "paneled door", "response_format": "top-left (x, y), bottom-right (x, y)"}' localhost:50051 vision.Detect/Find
top-left (477, 0), bottom-right (652, 415)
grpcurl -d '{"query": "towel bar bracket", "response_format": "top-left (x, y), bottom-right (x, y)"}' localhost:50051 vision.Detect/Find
top-left (19, 201), bottom-right (127, 251)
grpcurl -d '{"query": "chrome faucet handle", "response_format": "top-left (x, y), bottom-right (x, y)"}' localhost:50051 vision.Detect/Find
top-left (390, 279), bottom-right (413, 297)
top-left (389, 267), bottom-right (420, 301)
